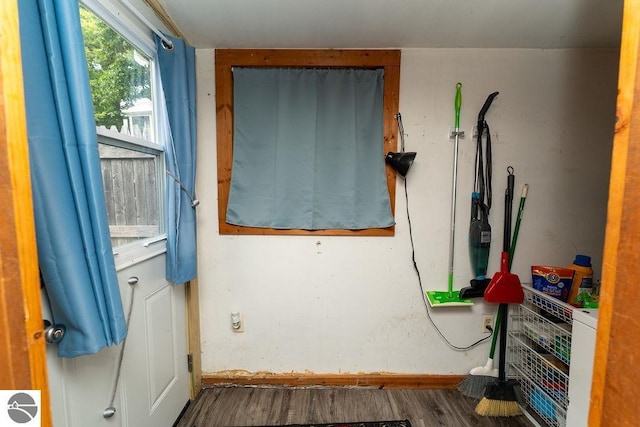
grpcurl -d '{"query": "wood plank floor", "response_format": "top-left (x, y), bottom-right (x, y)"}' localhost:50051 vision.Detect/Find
top-left (175, 386), bottom-right (533, 427)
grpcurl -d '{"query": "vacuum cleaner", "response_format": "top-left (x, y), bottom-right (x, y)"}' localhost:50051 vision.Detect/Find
top-left (461, 91), bottom-right (498, 299)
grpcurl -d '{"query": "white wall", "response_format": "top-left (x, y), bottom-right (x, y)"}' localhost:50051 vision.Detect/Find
top-left (195, 48), bottom-right (618, 375)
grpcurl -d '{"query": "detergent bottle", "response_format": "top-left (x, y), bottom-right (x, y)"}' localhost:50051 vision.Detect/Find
top-left (567, 254), bottom-right (594, 305)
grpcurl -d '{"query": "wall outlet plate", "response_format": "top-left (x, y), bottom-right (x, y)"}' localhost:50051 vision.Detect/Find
top-left (231, 312), bottom-right (244, 333)
top-left (482, 315), bottom-right (494, 333)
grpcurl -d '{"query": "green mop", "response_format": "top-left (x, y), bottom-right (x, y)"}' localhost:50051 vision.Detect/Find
top-left (426, 83), bottom-right (473, 307)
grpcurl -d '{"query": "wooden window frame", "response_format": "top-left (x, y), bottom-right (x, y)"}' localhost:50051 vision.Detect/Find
top-left (215, 49), bottom-right (401, 236)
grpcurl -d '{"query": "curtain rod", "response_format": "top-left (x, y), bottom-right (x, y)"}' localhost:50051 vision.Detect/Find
top-left (119, 0), bottom-right (174, 49)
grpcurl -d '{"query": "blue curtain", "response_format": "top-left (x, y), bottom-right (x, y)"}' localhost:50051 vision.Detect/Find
top-left (19, 0), bottom-right (126, 357)
top-left (227, 68), bottom-right (394, 230)
top-left (156, 34), bottom-right (198, 284)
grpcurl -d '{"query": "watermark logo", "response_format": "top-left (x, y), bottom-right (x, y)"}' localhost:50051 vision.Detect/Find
top-left (0, 391), bottom-right (41, 425)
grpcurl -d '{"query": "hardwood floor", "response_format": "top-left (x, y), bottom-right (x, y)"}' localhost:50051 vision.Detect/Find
top-left (175, 386), bottom-right (533, 427)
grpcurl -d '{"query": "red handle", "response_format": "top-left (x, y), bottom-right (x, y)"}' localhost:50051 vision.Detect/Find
top-left (501, 251), bottom-right (509, 273)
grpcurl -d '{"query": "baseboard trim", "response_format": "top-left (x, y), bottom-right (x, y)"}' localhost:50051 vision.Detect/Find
top-left (202, 373), bottom-right (464, 389)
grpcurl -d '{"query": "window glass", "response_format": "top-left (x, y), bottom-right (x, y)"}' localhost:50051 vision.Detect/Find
top-left (80, 7), bottom-right (154, 142)
top-left (98, 141), bottom-right (161, 247)
top-left (80, 6), bottom-right (163, 248)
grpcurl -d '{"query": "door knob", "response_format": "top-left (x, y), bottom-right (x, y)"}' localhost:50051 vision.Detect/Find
top-left (43, 319), bottom-right (65, 344)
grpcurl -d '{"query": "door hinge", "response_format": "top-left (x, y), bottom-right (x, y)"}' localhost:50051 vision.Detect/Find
top-left (187, 353), bottom-right (193, 373)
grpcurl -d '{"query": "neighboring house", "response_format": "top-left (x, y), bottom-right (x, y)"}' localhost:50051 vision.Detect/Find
top-left (122, 97), bottom-right (153, 141)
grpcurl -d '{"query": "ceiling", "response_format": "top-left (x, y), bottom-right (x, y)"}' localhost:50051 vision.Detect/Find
top-left (154, 0), bottom-right (624, 50)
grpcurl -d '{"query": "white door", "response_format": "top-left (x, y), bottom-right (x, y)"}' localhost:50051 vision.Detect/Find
top-left (119, 253), bottom-right (189, 427)
top-left (43, 2), bottom-right (191, 424)
top-left (45, 250), bottom-right (190, 427)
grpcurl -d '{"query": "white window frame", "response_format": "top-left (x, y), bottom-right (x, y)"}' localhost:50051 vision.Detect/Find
top-left (80, 0), bottom-right (168, 270)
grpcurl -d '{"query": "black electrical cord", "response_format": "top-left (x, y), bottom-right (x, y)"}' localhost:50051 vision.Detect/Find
top-left (397, 114), bottom-right (493, 351)
top-left (404, 180), bottom-right (493, 350)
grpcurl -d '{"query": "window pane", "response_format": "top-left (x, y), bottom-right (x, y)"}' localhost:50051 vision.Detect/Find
top-left (80, 7), bottom-right (154, 142)
top-left (81, 7), bottom-right (163, 249)
top-left (99, 143), bottom-right (161, 247)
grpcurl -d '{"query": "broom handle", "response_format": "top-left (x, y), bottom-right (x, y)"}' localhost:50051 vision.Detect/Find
top-left (505, 168), bottom-right (515, 251)
top-left (509, 184), bottom-right (529, 271)
top-left (488, 304), bottom-right (502, 358)
top-left (498, 303), bottom-right (508, 381)
top-left (498, 168), bottom-right (515, 382)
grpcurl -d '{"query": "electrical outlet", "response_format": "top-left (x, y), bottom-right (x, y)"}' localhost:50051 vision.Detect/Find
top-left (231, 312), bottom-right (244, 333)
top-left (482, 315), bottom-right (494, 333)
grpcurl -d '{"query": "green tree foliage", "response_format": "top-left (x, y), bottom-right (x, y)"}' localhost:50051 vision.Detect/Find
top-left (80, 8), bottom-right (151, 130)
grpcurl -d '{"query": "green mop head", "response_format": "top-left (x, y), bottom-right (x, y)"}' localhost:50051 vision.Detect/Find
top-left (426, 274), bottom-right (473, 307)
top-left (426, 290), bottom-right (473, 306)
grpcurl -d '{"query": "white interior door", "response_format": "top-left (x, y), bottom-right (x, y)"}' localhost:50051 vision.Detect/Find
top-left (45, 250), bottom-right (189, 427)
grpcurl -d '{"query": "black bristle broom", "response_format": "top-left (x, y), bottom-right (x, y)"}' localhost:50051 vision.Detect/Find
top-left (475, 168), bottom-right (524, 417)
top-left (457, 308), bottom-right (501, 399)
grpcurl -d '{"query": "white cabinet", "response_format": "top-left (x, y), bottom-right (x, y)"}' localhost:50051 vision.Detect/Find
top-left (566, 309), bottom-right (598, 426)
top-left (508, 286), bottom-right (598, 427)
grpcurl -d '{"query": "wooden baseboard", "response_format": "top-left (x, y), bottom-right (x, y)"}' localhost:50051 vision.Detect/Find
top-left (202, 373), bottom-right (464, 389)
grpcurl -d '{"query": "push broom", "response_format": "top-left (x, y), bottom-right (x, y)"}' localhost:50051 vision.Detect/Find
top-left (475, 168), bottom-right (524, 417)
top-left (426, 83), bottom-right (473, 307)
top-left (457, 308), bottom-right (501, 398)
top-left (458, 182), bottom-right (528, 399)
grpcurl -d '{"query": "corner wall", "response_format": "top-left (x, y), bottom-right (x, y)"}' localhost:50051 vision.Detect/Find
top-left (195, 48), bottom-right (618, 375)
